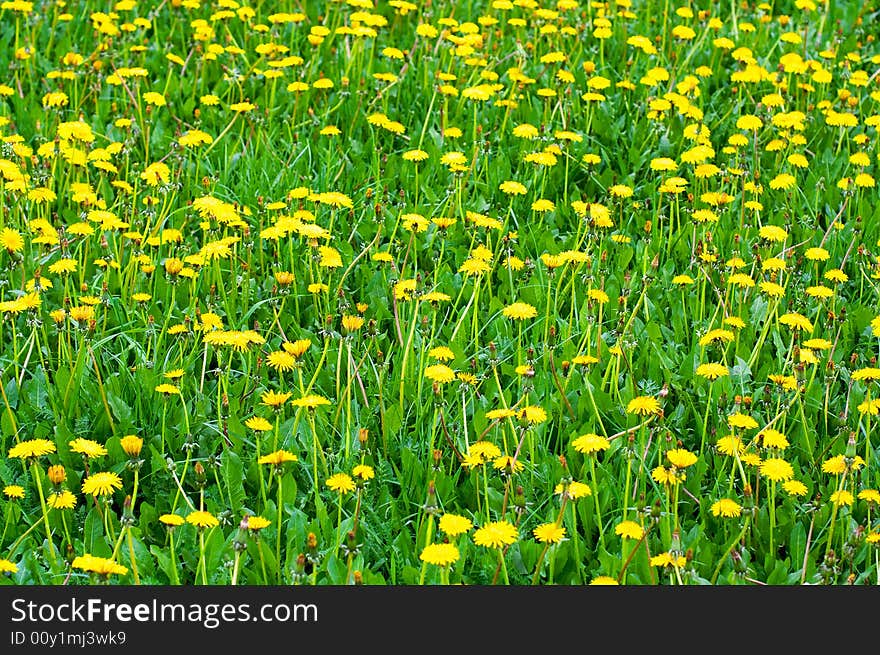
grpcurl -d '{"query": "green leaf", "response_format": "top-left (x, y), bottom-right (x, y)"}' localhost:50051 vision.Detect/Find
top-left (789, 521), bottom-right (807, 572)
top-left (221, 449), bottom-right (246, 515)
top-left (83, 508), bottom-right (111, 557)
top-left (106, 393), bottom-right (133, 424)
top-left (150, 545), bottom-right (176, 584)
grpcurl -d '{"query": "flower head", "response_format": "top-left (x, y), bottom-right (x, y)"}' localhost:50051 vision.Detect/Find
top-left (120, 435), bottom-right (143, 458)
top-left (614, 520), bottom-right (645, 540)
top-left (258, 450), bottom-right (297, 466)
top-left (830, 490), bottom-right (854, 506)
top-left (627, 396), bottom-right (661, 416)
top-left (728, 413), bottom-right (759, 430)
top-left (352, 464), bottom-right (375, 482)
top-left (696, 363), bottom-right (729, 380)
top-left (710, 498), bottom-right (743, 518)
top-left (439, 513), bottom-right (473, 537)
top-left (266, 351), bottom-right (297, 372)
top-left (159, 514), bottom-right (185, 528)
top-left (326, 473), bottom-right (356, 494)
top-left (473, 520), bottom-right (518, 548)
top-left (650, 552), bottom-right (687, 568)
top-left (3, 485), bottom-right (25, 499)
top-left (759, 458), bottom-right (794, 482)
top-left (81, 472), bottom-right (123, 497)
top-left (555, 480), bottom-right (592, 499)
top-left (186, 510), bottom-right (219, 529)
top-left (244, 416), bottom-right (273, 432)
top-left (424, 364), bottom-right (456, 384)
top-left (291, 394), bottom-right (332, 409)
top-left (72, 554), bottom-right (128, 577)
top-left (245, 516), bottom-right (271, 531)
top-left (48, 490), bottom-right (77, 510)
top-left (589, 575), bottom-right (619, 585)
top-left (852, 367), bottom-right (880, 383)
top-left (666, 448), bottom-right (698, 469)
top-left (8, 439), bottom-right (56, 460)
top-left (533, 523), bottom-right (566, 544)
top-left (0, 559), bottom-right (18, 574)
top-left (420, 543), bottom-right (460, 566)
top-left (571, 433), bottom-right (610, 455)
top-left (782, 480), bottom-right (808, 497)
top-left (261, 390), bottom-right (292, 407)
top-left (502, 302), bottom-right (538, 320)
top-left (69, 437), bottom-right (107, 459)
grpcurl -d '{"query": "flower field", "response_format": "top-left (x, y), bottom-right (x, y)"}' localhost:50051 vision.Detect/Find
top-left (0, 0), bottom-right (879, 586)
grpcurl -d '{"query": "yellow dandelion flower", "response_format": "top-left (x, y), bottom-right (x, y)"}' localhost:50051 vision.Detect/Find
top-left (627, 396), bottom-right (661, 416)
top-left (533, 523), bottom-right (566, 544)
top-left (420, 543), bottom-right (460, 566)
top-left (186, 510), bottom-right (219, 529)
top-left (473, 520), bottom-right (518, 548)
top-left (81, 472), bottom-right (123, 497)
top-left (326, 473), bottom-right (356, 494)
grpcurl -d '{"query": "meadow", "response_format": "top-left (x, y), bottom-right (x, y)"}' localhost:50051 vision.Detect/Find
top-left (0, 0), bottom-right (879, 586)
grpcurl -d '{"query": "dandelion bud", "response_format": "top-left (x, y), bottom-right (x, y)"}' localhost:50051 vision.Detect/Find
top-left (233, 525), bottom-right (248, 553)
top-left (307, 532), bottom-right (318, 551)
top-left (514, 485), bottom-right (526, 513)
top-left (358, 428), bottom-right (369, 445)
top-left (732, 549), bottom-right (746, 573)
top-left (425, 480), bottom-right (437, 513)
top-left (353, 570), bottom-right (363, 585)
top-left (651, 499), bottom-right (662, 518)
top-left (48, 464), bottom-right (66, 485)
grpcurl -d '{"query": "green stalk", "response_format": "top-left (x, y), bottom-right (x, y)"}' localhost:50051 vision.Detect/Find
top-left (31, 462), bottom-right (58, 567)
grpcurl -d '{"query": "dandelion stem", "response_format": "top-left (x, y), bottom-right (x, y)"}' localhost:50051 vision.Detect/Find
top-left (710, 517), bottom-right (751, 585)
top-left (31, 462), bottom-right (58, 567)
top-left (276, 473), bottom-right (284, 583)
top-left (589, 457), bottom-right (604, 549)
top-left (168, 530), bottom-right (181, 585)
top-left (231, 550), bottom-right (241, 586)
top-left (127, 529), bottom-right (140, 585)
top-left (5, 516), bottom-right (44, 560)
top-left (197, 528), bottom-right (208, 585)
